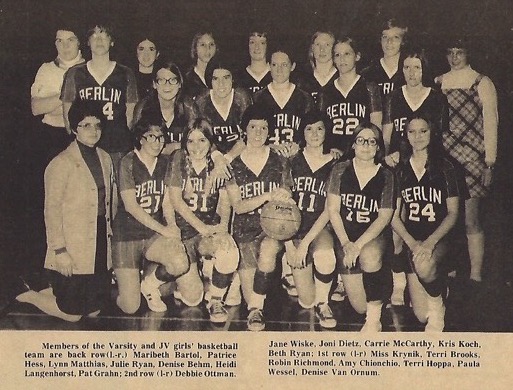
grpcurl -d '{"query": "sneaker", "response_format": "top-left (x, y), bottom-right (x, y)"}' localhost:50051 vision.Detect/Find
top-left (281, 274), bottom-right (298, 297)
top-left (247, 308), bottom-right (265, 331)
top-left (360, 320), bottom-right (382, 333)
top-left (141, 278), bottom-right (167, 312)
top-left (331, 282), bottom-right (346, 302)
top-left (425, 303), bottom-right (445, 332)
top-left (208, 299), bottom-right (228, 323)
top-left (315, 303), bottom-right (337, 329)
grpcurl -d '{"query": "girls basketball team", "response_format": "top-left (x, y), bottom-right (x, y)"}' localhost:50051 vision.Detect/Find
top-left (20, 18), bottom-right (497, 332)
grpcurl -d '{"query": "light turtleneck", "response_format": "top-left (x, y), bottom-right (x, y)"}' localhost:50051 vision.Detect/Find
top-left (56, 50), bottom-right (84, 70)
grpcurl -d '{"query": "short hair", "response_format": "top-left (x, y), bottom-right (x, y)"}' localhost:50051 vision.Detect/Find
top-left (344, 122), bottom-right (385, 163)
top-left (68, 101), bottom-right (105, 133)
top-left (132, 118), bottom-right (164, 150)
top-left (308, 31), bottom-right (335, 69)
top-left (381, 18), bottom-right (408, 36)
top-left (240, 104), bottom-right (273, 136)
top-left (86, 24), bottom-right (115, 43)
top-left (181, 118), bottom-right (216, 152)
top-left (445, 36), bottom-right (472, 62)
top-left (269, 45), bottom-right (296, 65)
top-left (332, 36), bottom-right (361, 61)
top-left (297, 110), bottom-right (332, 150)
top-left (190, 32), bottom-right (217, 61)
top-left (204, 55), bottom-right (235, 89)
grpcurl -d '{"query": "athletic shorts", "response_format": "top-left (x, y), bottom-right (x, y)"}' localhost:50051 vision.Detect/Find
top-left (237, 232), bottom-right (283, 270)
top-left (183, 234), bottom-right (202, 264)
top-left (112, 234), bottom-right (160, 269)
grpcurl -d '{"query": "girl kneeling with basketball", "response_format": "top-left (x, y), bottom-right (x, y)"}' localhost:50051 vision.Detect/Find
top-left (113, 119), bottom-right (196, 314)
top-left (391, 116), bottom-right (460, 332)
top-left (168, 119), bottom-right (240, 323)
top-left (327, 123), bottom-right (395, 332)
top-left (226, 104), bottom-right (295, 331)
top-left (286, 110), bottom-right (338, 328)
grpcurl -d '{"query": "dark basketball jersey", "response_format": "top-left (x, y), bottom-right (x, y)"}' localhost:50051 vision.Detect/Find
top-left (184, 68), bottom-right (208, 100)
top-left (112, 151), bottom-right (168, 241)
top-left (168, 150), bottom-right (220, 241)
top-left (133, 94), bottom-right (195, 145)
top-left (327, 160), bottom-right (395, 241)
top-left (61, 62), bottom-right (138, 153)
top-left (194, 88), bottom-right (252, 153)
top-left (383, 87), bottom-right (449, 152)
top-left (318, 76), bottom-right (381, 153)
top-left (361, 59), bottom-right (405, 100)
top-left (236, 66), bottom-right (272, 95)
top-left (291, 152), bottom-right (335, 239)
top-left (397, 158), bottom-right (459, 241)
top-left (254, 85), bottom-right (315, 145)
top-left (296, 67), bottom-right (339, 105)
top-left (135, 71), bottom-right (154, 100)
top-left (228, 149), bottom-right (293, 242)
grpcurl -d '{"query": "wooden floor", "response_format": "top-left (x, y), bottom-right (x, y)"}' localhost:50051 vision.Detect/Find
top-left (2, 276), bottom-right (512, 332)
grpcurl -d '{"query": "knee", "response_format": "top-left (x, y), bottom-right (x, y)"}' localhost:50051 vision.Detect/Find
top-left (214, 247), bottom-right (240, 274)
top-left (64, 314), bottom-right (83, 323)
top-left (313, 249), bottom-right (336, 274)
top-left (416, 262), bottom-right (436, 283)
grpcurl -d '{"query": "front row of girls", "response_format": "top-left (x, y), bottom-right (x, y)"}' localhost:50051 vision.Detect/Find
top-left (116, 100), bottom-right (458, 333)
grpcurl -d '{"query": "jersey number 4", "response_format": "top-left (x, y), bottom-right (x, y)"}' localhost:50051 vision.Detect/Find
top-left (103, 102), bottom-right (114, 120)
top-left (408, 202), bottom-right (436, 222)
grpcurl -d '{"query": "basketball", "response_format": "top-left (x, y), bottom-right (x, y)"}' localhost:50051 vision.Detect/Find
top-left (260, 200), bottom-right (302, 240)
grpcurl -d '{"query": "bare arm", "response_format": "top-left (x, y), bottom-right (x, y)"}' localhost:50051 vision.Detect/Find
top-left (63, 101), bottom-right (72, 134)
top-left (370, 111), bottom-right (383, 131)
top-left (478, 76), bottom-right (498, 167)
top-left (354, 208), bottom-right (394, 250)
top-left (226, 181), bottom-right (271, 215)
top-left (126, 103), bottom-right (136, 129)
top-left (327, 193), bottom-right (350, 246)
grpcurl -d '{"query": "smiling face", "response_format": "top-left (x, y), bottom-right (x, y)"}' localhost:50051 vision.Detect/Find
top-left (403, 56), bottom-right (423, 88)
top-left (270, 51), bottom-right (295, 84)
top-left (55, 30), bottom-right (80, 61)
top-left (186, 129), bottom-right (211, 161)
top-left (245, 119), bottom-right (269, 148)
top-left (211, 68), bottom-right (233, 99)
top-left (353, 128), bottom-right (379, 162)
top-left (139, 125), bottom-right (165, 157)
top-left (381, 27), bottom-right (405, 58)
top-left (312, 33), bottom-right (334, 66)
top-left (196, 34), bottom-right (216, 64)
top-left (407, 118), bottom-right (431, 152)
top-left (304, 121), bottom-right (326, 148)
top-left (249, 35), bottom-right (267, 61)
top-left (333, 41), bottom-right (359, 75)
top-left (74, 116), bottom-right (102, 147)
top-left (137, 39), bottom-right (158, 68)
top-left (154, 68), bottom-right (181, 101)
top-left (446, 47), bottom-right (468, 70)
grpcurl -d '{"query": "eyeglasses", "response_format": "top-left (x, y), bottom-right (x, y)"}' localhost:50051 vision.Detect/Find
top-left (354, 136), bottom-right (378, 146)
top-left (142, 134), bottom-right (165, 143)
top-left (156, 77), bottom-right (179, 85)
top-left (77, 123), bottom-right (101, 130)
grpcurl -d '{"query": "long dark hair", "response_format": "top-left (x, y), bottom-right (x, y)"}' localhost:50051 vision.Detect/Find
top-left (399, 115), bottom-right (446, 174)
top-left (181, 118), bottom-right (216, 198)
